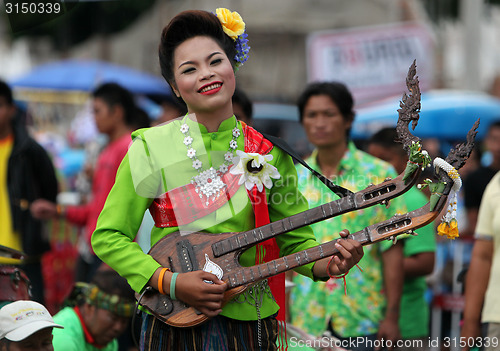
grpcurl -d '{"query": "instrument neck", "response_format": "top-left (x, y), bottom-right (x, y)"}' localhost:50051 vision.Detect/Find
top-left (224, 230), bottom-right (371, 289)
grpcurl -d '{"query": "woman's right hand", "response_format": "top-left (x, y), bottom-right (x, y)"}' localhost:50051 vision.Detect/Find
top-left (173, 271), bottom-right (227, 317)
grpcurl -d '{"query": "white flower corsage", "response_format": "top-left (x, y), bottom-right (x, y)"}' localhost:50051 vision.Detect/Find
top-left (230, 150), bottom-right (281, 192)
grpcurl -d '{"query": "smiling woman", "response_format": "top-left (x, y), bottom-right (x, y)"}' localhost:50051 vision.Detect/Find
top-left (169, 36), bottom-right (236, 130)
top-left (90, 8), bottom-right (364, 351)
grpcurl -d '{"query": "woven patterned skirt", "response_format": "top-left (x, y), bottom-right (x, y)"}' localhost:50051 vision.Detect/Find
top-left (140, 312), bottom-right (278, 351)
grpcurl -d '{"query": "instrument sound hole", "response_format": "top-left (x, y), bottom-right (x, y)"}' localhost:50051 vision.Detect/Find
top-left (363, 184), bottom-right (397, 200)
top-left (377, 218), bottom-right (412, 234)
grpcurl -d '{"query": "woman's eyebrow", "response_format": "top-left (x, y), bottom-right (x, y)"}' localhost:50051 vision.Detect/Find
top-left (178, 52), bottom-right (223, 69)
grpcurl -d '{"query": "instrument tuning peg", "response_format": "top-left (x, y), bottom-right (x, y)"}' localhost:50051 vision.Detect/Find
top-left (380, 200), bottom-right (391, 208)
top-left (383, 177), bottom-right (392, 182)
top-left (388, 235), bottom-right (398, 245)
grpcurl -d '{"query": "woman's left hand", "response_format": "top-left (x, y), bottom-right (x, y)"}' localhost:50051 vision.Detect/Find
top-left (326, 229), bottom-right (364, 277)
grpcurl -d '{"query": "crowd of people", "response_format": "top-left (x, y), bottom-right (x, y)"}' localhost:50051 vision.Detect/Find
top-left (1, 6), bottom-right (499, 351)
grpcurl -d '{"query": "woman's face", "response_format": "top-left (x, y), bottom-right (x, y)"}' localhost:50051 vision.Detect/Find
top-left (301, 94), bottom-right (352, 149)
top-left (171, 36), bottom-right (235, 116)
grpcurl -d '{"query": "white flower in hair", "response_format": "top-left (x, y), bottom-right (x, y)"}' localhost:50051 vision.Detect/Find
top-left (230, 150), bottom-right (280, 192)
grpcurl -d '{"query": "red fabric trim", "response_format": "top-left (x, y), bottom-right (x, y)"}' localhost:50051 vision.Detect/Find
top-left (241, 123), bottom-right (286, 326)
top-left (150, 170), bottom-right (241, 227)
top-left (74, 306), bottom-right (105, 349)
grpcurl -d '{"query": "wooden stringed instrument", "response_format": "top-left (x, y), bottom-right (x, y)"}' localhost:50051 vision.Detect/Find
top-left (136, 62), bottom-right (479, 328)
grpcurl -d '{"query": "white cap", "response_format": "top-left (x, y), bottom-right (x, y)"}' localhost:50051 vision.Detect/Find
top-left (0, 300), bottom-right (63, 341)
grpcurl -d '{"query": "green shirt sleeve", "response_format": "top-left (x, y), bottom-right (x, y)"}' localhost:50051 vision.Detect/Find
top-left (91, 140), bottom-right (160, 293)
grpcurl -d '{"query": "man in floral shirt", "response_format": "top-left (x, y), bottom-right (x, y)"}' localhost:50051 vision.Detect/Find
top-left (290, 82), bottom-right (406, 351)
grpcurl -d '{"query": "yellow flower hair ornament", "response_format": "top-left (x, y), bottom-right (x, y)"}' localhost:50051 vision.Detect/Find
top-left (215, 8), bottom-right (250, 68)
top-left (216, 8), bottom-right (244, 39)
top-left (433, 157), bottom-right (462, 239)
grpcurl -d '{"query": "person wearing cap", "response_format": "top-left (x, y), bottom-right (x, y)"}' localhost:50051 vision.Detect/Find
top-left (51, 269), bottom-right (135, 351)
top-left (0, 300), bottom-right (63, 351)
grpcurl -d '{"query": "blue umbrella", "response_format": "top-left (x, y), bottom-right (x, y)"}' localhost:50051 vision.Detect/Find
top-left (352, 90), bottom-right (500, 140)
top-left (10, 59), bottom-right (170, 96)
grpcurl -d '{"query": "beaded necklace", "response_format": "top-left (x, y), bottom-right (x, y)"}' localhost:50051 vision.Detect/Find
top-left (180, 119), bottom-right (240, 206)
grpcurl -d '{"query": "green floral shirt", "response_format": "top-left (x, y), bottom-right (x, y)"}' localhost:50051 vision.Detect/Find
top-left (290, 142), bottom-right (406, 337)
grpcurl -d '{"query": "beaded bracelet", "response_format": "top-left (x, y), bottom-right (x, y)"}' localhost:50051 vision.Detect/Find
top-left (157, 267), bottom-right (169, 295)
top-left (170, 273), bottom-right (178, 300)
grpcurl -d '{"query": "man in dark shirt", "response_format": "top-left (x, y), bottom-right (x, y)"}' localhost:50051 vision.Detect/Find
top-left (463, 121), bottom-right (500, 238)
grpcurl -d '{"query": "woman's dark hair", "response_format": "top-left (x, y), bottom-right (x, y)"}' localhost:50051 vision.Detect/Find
top-left (158, 10), bottom-right (237, 86)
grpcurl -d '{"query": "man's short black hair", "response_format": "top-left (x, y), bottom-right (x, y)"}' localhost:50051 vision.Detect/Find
top-left (368, 127), bottom-right (406, 157)
top-left (90, 269), bottom-right (135, 301)
top-left (232, 88), bottom-right (253, 121)
top-left (0, 80), bottom-right (14, 105)
top-left (92, 83), bottom-right (137, 127)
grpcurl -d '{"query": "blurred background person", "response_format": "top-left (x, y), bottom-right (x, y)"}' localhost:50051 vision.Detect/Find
top-left (463, 121), bottom-right (500, 239)
top-left (367, 127), bottom-right (436, 351)
top-left (0, 265), bottom-right (31, 309)
top-left (0, 300), bottom-right (63, 351)
top-left (52, 268), bottom-right (135, 351)
top-left (289, 81), bottom-right (405, 351)
top-left (232, 87), bottom-right (253, 126)
top-left (461, 170), bottom-right (500, 351)
top-left (0, 80), bottom-right (59, 304)
top-left (31, 83), bottom-right (149, 283)
top-left (151, 96), bottom-right (187, 126)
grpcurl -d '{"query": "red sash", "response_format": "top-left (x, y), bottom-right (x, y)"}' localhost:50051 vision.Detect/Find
top-left (149, 122), bottom-right (286, 324)
top-left (149, 170), bottom-right (241, 227)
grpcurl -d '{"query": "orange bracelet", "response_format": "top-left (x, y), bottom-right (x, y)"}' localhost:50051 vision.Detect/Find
top-left (157, 268), bottom-right (169, 295)
top-left (56, 204), bottom-right (63, 217)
